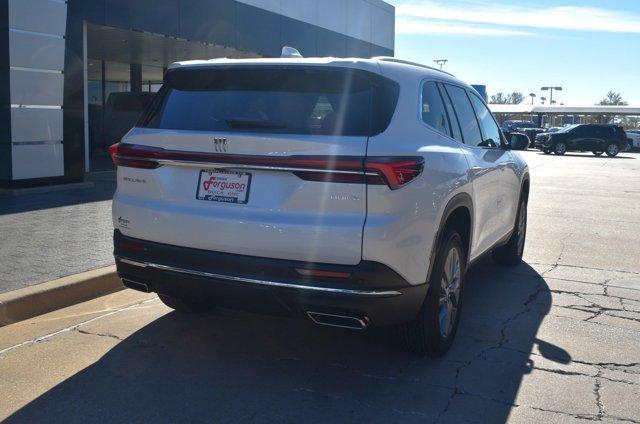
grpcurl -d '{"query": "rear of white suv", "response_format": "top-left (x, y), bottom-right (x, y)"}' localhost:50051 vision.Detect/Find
top-left (112, 57), bottom-right (529, 356)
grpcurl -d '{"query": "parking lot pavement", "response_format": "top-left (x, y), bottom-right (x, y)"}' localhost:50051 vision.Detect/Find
top-left (0, 175), bottom-right (115, 294)
top-left (1, 151), bottom-right (639, 423)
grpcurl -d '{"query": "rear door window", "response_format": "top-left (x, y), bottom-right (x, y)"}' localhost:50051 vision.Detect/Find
top-left (421, 81), bottom-right (450, 136)
top-left (444, 84), bottom-right (483, 147)
top-left (141, 67), bottom-right (399, 137)
top-left (571, 126), bottom-right (587, 137)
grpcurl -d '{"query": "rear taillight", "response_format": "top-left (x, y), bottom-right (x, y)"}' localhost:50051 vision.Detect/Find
top-left (291, 157), bottom-right (423, 189)
top-left (365, 157), bottom-right (424, 190)
top-left (109, 143), bottom-right (160, 169)
top-left (108, 142), bottom-right (423, 189)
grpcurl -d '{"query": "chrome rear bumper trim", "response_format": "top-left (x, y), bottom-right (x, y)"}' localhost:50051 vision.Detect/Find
top-left (116, 256), bottom-right (402, 298)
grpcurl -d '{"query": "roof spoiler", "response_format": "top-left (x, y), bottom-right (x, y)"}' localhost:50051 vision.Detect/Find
top-left (374, 57), bottom-right (455, 77)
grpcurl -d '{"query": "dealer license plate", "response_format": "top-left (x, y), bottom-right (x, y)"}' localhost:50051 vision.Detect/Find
top-left (196, 169), bottom-right (251, 204)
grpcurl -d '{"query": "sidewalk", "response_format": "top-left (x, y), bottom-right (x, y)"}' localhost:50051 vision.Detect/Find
top-left (0, 173), bottom-right (116, 294)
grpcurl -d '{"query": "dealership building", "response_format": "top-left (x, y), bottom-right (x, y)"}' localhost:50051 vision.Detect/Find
top-left (0, 0), bottom-right (395, 187)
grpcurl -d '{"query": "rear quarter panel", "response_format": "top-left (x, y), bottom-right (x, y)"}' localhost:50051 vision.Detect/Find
top-left (363, 64), bottom-right (472, 286)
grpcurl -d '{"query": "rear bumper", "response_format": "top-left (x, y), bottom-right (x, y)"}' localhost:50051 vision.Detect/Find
top-left (113, 231), bottom-right (427, 326)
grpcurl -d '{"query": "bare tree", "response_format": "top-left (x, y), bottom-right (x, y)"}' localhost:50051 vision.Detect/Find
top-left (490, 92), bottom-right (509, 104)
top-left (598, 91), bottom-right (628, 106)
top-left (509, 92), bottom-right (525, 104)
top-left (619, 116), bottom-right (640, 129)
top-left (489, 92), bottom-right (525, 104)
top-left (595, 92), bottom-right (629, 124)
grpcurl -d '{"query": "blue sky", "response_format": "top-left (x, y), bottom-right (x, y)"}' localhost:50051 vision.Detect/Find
top-left (387, 0), bottom-right (640, 105)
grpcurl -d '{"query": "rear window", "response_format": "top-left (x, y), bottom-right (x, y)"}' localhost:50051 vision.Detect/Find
top-left (140, 67), bottom-right (399, 137)
top-left (421, 81), bottom-right (449, 136)
top-left (611, 126), bottom-right (625, 138)
top-left (593, 126), bottom-right (612, 137)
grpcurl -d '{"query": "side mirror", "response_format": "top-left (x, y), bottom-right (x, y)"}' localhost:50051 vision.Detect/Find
top-left (510, 134), bottom-right (530, 150)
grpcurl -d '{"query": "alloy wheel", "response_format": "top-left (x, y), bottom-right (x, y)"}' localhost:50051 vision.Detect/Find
top-left (438, 247), bottom-right (462, 338)
top-left (517, 201), bottom-right (527, 256)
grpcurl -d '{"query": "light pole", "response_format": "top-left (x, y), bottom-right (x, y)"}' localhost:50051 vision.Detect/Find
top-left (433, 59), bottom-right (448, 70)
top-left (541, 86), bottom-right (562, 105)
top-left (529, 93), bottom-right (536, 105)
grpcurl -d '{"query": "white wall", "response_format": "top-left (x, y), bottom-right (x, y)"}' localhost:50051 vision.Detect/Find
top-left (8, 0), bottom-right (67, 179)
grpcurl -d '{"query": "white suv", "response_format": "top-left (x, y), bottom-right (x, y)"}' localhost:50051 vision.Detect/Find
top-left (111, 56), bottom-right (529, 356)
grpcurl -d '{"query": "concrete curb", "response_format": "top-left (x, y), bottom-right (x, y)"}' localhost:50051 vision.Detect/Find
top-left (0, 266), bottom-right (123, 327)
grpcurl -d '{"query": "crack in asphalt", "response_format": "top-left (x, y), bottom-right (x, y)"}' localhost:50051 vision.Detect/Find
top-left (0, 297), bottom-right (157, 357)
top-left (434, 260), bottom-right (640, 422)
top-left (541, 276), bottom-right (640, 294)
top-left (75, 328), bottom-right (123, 341)
top-left (547, 302), bottom-right (640, 327)
top-left (593, 370), bottom-right (605, 420)
top-left (528, 262), bottom-right (640, 276)
top-left (435, 279), bottom-right (548, 423)
top-left (531, 406), bottom-right (640, 424)
top-left (523, 275), bottom-right (640, 329)
top-left (531, 366), bottom-right (637, 386)
top-left (539, 232), bottom-right (573, 277)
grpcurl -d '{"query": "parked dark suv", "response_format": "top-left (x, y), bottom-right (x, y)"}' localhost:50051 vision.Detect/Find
top-left (537, 124), bottom-right (630, 157)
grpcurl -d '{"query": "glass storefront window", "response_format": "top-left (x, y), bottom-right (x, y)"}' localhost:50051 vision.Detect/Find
top-left (88, 60), bottom-right (134, 171)
top-left (142, 65), bottom-right (164, 93)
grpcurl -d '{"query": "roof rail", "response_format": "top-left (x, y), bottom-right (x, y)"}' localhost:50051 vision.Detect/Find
top-left (373, 57), bottom-right (455, 77)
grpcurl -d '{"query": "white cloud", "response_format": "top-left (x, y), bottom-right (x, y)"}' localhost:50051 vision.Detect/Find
top-left (397, 18), bottom-right (537, 36)
top-left (395, 1), bottom-right (640, 35)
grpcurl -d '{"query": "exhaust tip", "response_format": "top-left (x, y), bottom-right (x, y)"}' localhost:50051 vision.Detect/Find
top-left (306, 311), bottom-right (369, 330)
top-left (122, 278), bottom-right (151, 293)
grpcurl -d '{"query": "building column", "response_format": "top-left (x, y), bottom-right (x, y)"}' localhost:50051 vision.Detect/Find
top-left (130, 63), bottom-right (142, 93)
top-left (0, 0), bottom-right (11, 183)
top-left (2, 0), bottom-right (67, 186)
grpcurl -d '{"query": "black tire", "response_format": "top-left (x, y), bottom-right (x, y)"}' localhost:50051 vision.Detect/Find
top-left (542, 149), bottom-right (551, 155)
top-left (605, 143), bottom-right (619, 157)
top-left (592, 151), bottom-right (603, 156)
top-left (492, 195), bottom-right (527, 266)
top-left (553, 142), bottom-right (567, 155)
top-left (159, 293), bottom-right (212, 313)
top-left (399, 228), bottom-right (465, 357)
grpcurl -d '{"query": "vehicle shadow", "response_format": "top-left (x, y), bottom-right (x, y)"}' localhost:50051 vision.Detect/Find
top-left (5, 259), bottom-right (563, 423)
top-left (0, 175), bottom-right (115, 216)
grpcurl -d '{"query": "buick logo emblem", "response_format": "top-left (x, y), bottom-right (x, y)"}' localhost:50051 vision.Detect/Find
top-left (213, 137), bottom-right (227, 153)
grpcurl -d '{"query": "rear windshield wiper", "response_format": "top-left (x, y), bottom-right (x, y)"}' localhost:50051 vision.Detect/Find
top-left (225, 119), bottom-right (287, 130)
